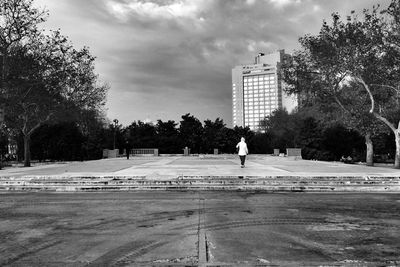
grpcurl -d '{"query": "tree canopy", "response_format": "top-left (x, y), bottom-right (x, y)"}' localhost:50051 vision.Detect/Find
top-left (282, 0), bottom-right (400, 167)
top-left (0, 0), bottom-right (108, 166)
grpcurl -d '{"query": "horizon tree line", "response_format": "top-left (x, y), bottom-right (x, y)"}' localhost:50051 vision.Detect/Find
top-left (7, 111), bottom-right (390, 164)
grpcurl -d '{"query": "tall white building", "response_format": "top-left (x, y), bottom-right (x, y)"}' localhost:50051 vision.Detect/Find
top-left (232, 50), bottom-right (297, 131)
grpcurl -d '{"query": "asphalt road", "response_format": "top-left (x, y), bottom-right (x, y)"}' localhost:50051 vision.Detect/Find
top-left (0, 192), bottom-right (399, 266)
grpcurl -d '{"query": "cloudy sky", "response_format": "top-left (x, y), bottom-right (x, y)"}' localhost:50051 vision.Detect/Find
top-left (35, 0), bottom-right (391, 126)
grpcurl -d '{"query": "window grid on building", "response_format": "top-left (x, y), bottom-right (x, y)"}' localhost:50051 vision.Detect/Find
top-left (243, 74), bottom-right (277, 130)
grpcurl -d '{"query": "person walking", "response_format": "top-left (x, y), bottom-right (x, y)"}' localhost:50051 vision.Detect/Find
top-left (236, 137), bottom-right (248, 168)
top-left (125, 141), bottom-right (132, 160)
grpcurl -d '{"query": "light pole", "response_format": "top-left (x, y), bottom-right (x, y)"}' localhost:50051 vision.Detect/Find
top-left (113, 119), bottom-right (118, 150)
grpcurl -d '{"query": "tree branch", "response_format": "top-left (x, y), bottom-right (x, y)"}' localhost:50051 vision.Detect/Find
top-left (370, 83), bottom-right (399, 92)
top-left (27, 112), bottom-right (52, 136)
top-left (355, 76), bottom-right (375, 113)
top-left (333, 94), bottom-right (351, 114)
top-left (372, 111), bottom-right (397, 132)
top-left (354, 76), bottom-right (398, 131)
top-left (331, 71), bottom-right (352, 114)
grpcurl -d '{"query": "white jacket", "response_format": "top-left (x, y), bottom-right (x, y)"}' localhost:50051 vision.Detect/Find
top-left (236, 141), bottom-right (248, 156)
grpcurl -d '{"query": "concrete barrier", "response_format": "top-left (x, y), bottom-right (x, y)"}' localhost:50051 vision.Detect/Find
top-left (102, 149), bottom-right (119, 158)
top-left (183, 147), bottom-right (190, 156)
top-left (286, 148), bottom-right (302, 158)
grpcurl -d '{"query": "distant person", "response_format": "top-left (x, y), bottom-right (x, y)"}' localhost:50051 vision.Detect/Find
top-left (236, 137), bottom-right (248, 168)
top-left (125, 141), bottom-right (132, 159)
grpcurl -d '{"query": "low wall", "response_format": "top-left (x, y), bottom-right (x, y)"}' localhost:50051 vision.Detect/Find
top-left (103, 149), bottom-right (119, 158)
top-left (286, 148), bottom-right (302, 158)
top-left (131, 148), bottom-right (159, 156)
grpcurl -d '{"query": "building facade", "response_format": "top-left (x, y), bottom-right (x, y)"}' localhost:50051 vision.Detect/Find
top-left (232, 50), bottom-right (297, 131)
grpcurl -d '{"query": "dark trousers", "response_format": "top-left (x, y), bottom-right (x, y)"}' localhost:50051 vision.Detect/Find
top-left (239, 155), bottom-right (246, 166)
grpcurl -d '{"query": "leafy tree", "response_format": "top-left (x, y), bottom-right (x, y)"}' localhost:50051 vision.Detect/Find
top-left (262, 109), bottom-right (303, 151)
top-left (179, 113), bottom-right (203, 153)
top-left (155, 120), bottom-right (181, 153)
top-left (1, 2), bottom-right (107, 166)
top-left (202, 118), bottom-right (228, 154)
top-left (259, 108), bottom-right (365, 161)
top-left (298, 116), bottom-right (324, 160)
top-left (337, 82), bottom-right (388, 165)
top-left (126, 121), bottom-right (157, 149)
top-left (384, 1), bottom-right (400, 53)
top-left (250, 132), bottom-right (273, 154)
top-left (322, 124), bottom-right (364, 161)
top-left (78, 109), bottom-right (108, 160)
top-left (348, 2), bottom-right (400, 168)
top-left (282, 1), bottom-right (400, 167)
top-left (232, 126), bottom-right (254, 149)
top-left (325, 3), bottom-right (400, 168)
top-left (0, 0), bottom-right (47, 88)
top-left (223, 127), bottom-right (240, 154)
top-left (0, 0), bottom-right (47, 166)
top-left (31, 122), bottom-right (85, 161)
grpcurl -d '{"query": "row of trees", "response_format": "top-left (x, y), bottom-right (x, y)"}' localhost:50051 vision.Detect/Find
top-left (281, 0), bottom-right (400, 168)
top-left (0, 0), bottom-right (107, 166)
top-left (114, 114), bottom-right (253, 155)
top-left (12, 111), bottom-right (391, 163)
top-left (263, 109), bottom-right (394, 162)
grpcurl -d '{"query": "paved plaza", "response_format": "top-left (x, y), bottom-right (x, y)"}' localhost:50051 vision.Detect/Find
top-left (1, 155), bottom-right (400, 179)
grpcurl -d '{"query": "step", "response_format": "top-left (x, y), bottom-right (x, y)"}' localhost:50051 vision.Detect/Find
top-left (0, 175), bottom-right (399, 192)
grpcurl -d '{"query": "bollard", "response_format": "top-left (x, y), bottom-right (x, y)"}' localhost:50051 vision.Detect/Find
top-left (183, 147), bottom-right (190, 156)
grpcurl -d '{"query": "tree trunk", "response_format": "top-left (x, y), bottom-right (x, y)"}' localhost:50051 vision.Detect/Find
top-left (395, 130), bottom-right (400, 169)
top-left (365, 133), bottom-right (374, 166)
top-left (1, 48), bottom-right (7, 88)
top-left (24, 134), bottom-right (31, 167)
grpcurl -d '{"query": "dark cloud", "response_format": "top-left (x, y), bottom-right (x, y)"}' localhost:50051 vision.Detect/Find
top-left (35, 0), bottom-right (392, 125)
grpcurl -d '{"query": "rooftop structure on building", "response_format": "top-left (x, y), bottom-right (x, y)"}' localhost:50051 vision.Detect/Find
top-left (231, 50), bottom-right (297, 131)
